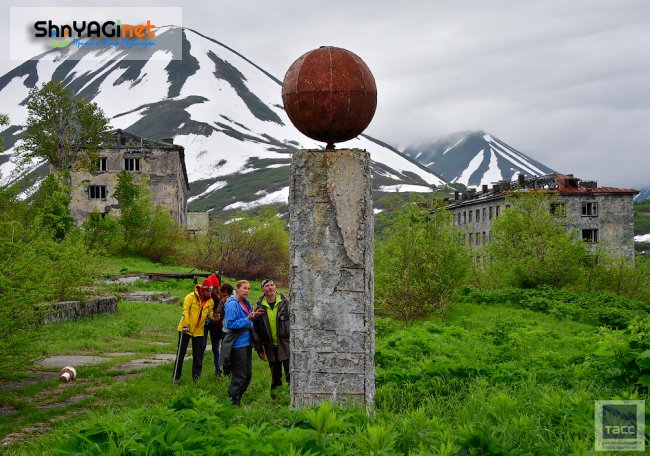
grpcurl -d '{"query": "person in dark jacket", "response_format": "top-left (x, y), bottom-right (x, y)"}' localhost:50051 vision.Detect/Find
top-left (223, 280), bottom-right (264, 405)
top-left (253, 278), bottom-right (290, 396)
top-left (202, 274), bottom-right (223, 377)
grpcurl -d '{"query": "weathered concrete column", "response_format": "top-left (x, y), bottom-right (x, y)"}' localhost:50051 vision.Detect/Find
top-left (289, 149), bottom-right (375, 410)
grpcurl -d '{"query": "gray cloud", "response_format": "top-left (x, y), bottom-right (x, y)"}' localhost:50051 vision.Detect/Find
top-left (1, 0), bottom-right (648, 187)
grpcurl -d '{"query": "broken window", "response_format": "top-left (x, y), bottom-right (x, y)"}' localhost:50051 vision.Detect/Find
top-left (582, 202), bottom-right (598, 216)
top-left (88, 185), bottom-right (107, 200)
top-left (482, 208), bottom-right (486, 221)
top-left (463, 211), bottom-right (467, 224)
top-left (124, 157), bottom-right (141, 172)
top-left (550, 202), bottom-right (567, 217)
top-left (496, 206), bottom-right (500, 217)
top-left (482, 231), bottom-right (487, 244)
top-left (98, 157), bottom-right (107, 172)
top-left (469, 211), bottom-right (472, 223)
top-left (475, 209), bottom-right (480, 221)
top-left (582, 229), bottom-right (598, 243)
top-left (475, 232), bottom-right (481, 245)
top-left (489, 206), bottom-right (493, 220)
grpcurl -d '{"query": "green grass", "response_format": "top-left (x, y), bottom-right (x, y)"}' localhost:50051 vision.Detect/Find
top-left (2, 279), bottom-right (647, 454)
top-left (94, 254), bottom-right (209, 276)
top-left (634, 200), bottom-right (650, 235)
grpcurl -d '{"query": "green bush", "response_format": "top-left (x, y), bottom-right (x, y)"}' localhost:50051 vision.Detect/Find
top-left (460, 286), bottom-right (650, 329)
top-left (82, 210), bottom-right (125, 254)
top-left (586, 316), bottom-right (650, 391)
top-left (0, 184), bottom-right (97, 379)
top-left (375, 204), bottom-right (471, 324)
top-left (486, 193), bottom-right (587, 289)
top-left (184, 207), bottom-right (289, 281)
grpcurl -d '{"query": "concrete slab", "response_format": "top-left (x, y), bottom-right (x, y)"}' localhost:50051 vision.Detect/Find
top-left (37, 394), bottom-right (91, 411)
top-left (0, 406), bottom-right (17, 417)
top-left (38, 355), bottom-right (111, 368)
top-left (106, 352), bottom-right (136, 357)
top-left (112, 353), bottom-right (180, 371)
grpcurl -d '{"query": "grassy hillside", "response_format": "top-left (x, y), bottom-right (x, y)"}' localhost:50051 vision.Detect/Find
top-left (3, 279), bottom-right (647, 454)
top-left (635, 200), bottom-right (650, 234)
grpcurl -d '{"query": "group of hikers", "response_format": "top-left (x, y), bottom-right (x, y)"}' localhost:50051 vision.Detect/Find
top-left (172, 274), bottom-right (290, 406)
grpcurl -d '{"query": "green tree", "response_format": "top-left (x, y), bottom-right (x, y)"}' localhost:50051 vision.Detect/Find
top-left (112, 170), bottom-right (182, 262)
top-left (486, 192), bottom-right (587, 288)
top-left (0, 113), bottom-right (8, 153)
top-left (16, 81), bottom-right (111, 171)
top-left (375, 203), bottom-right (471, 325)
top-left (30, 173), bottom-right (74, 240)
top-left (0, 187), bottom-right (96, 379)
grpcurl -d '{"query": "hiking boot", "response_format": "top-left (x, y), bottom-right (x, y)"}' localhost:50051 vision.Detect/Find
top-left (231, 396), bottom-right (241, 406)
top-left (173, 379), bottom-right (180, 385)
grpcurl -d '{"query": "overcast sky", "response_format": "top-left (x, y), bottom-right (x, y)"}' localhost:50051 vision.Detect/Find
top-left (1, 0), bottom-right (649, 188)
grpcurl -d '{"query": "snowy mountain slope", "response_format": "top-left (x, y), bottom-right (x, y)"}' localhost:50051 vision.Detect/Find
top-left (404, 131), bottom-right (554, 188)
top-left (0, 26), bottom-right (447, 211)
top-left (634, 185), bottom-right (650, 202)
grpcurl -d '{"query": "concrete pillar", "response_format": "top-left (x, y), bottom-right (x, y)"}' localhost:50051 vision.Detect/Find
top-left (289, 149), bottom-right (375, 411)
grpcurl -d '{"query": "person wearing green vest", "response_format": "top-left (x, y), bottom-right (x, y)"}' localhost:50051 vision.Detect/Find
top-left (253, 278), bottom-right (290, 396)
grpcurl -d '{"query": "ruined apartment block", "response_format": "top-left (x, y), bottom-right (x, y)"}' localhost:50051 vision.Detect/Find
top-left (446, 173), bottom-right (638, 260)
top-left (69, 129), bottom-right (189, 227)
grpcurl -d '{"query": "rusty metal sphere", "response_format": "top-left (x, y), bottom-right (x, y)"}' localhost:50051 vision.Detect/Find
top-left (282, 46), bottom-right (377, 149)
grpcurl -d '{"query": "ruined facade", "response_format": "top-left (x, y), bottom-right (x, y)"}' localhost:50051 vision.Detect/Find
top-left (446, 173), bottom-right (638, 260)
top-left (69, 129), bottom-right (189, 227)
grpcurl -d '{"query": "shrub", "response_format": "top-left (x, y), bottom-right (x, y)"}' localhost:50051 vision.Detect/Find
top-left (460, 286), bottom-right (650, 329)
top-left (30, 172), bottom-right (74, 240)
top-left (486, 193), bottom-right (587, 289)
top-left (111, 170), bottom-right (183, 263)
top-left (82, 210), bottom-right (125, 254)
top-left (184, 207), bottom-right (289, 281)
top-left (587, 316), bottom-right (650, 391)
top-left (375, 204), bottom-right (471, 324)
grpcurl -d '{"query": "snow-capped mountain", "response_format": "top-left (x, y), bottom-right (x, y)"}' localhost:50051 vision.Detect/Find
top-left (403, 131), bottom-right (554, 188)
top-left (634, 185), bottom-right (650, 202)
top-left (0, 26), bottom-right (446, 212)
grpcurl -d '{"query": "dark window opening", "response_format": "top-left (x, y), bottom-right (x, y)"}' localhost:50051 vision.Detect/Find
top-left (98, 157), bottom-right (107, 172)
top-left (124, 157), bottom-right (141, 172)
top-left (582, 202), bottom-right (598, 217)
top-left (89, 185), bottom-right (107, 200)
top-left (582, 229), bottom-right (598, 243)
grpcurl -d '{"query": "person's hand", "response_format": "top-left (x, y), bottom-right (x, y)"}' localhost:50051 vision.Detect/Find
top-left (258, 351), bottom-right (266, 361)
top-left (182, 326), bottom-right (190, 333)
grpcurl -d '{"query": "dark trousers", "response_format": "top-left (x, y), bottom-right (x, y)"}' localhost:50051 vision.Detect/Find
top-left (269, 346), bottom-right (290, 390)
top-left (202, 322), bottom-right (223, 373)
top-left (172, 331), bottom-right (204, 382)
top-left (228, 346), bottom-right (252, 405)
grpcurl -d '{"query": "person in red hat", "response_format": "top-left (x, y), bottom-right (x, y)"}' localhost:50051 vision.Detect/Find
top-left (172, 278), bottom-right (214, 384)
top-left (202, 273), bottom-right (224, 378)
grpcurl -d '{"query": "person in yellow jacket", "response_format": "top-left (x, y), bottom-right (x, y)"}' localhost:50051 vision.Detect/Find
top-left (172, 278), bottom-right (214, 384)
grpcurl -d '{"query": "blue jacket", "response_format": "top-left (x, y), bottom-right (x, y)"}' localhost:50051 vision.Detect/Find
top-left (224, 295), bottom-right (253, 349)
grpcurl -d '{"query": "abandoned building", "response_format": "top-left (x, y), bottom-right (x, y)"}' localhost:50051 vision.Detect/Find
top-left (68, 129), bottom-right (189, 227)
top-left (446, 173), bottom-right (639, 260)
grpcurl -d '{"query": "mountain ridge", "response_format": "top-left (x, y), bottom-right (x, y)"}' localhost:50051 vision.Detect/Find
top-left (0, 26), bottom-right (447, 212)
